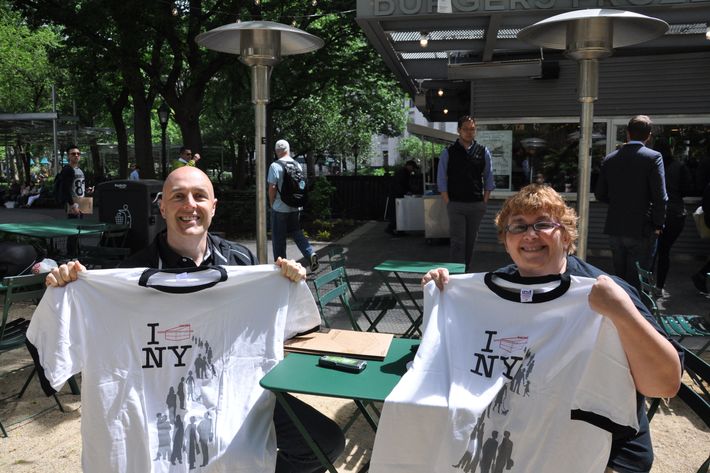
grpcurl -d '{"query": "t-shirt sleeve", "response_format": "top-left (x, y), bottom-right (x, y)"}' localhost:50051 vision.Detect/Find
top-left (26, 286), bottom-right (85, 392)
top-left (571, 316), bottom-right (639, 438)
top-left (283, 280), bottom-right (321, 339)
top-left (267, 162), bottom-right (280, 186)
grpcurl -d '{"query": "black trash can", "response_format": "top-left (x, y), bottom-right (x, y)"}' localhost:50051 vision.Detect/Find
top-left (95, 180), bottom-right (165, 253)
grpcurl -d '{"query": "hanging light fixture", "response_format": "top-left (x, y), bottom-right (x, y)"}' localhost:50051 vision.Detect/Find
top-left (706, 23), bottom-right (710, 40)
top-left (419, 31), bottom-right (429, 48)
top-left (443, 108), bottom-right (449, 115)
top-left (437, 88), bottom-right (444, 96)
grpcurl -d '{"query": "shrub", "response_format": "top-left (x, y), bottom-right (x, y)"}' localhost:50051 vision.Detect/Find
top-left (308, 177), bottom-right (336, 220)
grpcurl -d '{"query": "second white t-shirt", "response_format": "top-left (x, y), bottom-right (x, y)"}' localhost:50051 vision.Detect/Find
top-left (370, 273), bottom-right (638, 473)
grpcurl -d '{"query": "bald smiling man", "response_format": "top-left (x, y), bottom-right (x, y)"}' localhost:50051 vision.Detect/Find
top-left (46, 166), bottom-right (345, 473)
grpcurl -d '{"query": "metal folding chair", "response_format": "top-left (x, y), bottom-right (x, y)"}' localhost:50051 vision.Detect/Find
top-left (0, 273), bottom-right (79, 437)
top-left (311, 267), bottom-right (361, 331)
top-left (636, 262), bottom-right (710, 355)
top-left (327, 246), bottom-right (398, 332)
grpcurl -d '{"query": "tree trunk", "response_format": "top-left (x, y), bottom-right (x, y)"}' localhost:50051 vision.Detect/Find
top-left (123, 59), bottom-right (156, 179)
top-left (132, 95), bottom-right (156, 179)
top-left (14, 142), bottom-right (30, 185)
top-left (9, 146), bottom-right (20, 183)
top-left (89, 138), bottom-right (104, 184)
top-left (108, 89), bottom-right (130, 179)
top-left (235, 137), bottom-right (248, 190)
top-left (306, 150), bottom-right (316, 179)
top-left (170, 90), bottom-right (203, 163)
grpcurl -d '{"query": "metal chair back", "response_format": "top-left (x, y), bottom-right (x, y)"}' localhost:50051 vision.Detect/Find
top-left (311, 267), bottom-right (360, 331)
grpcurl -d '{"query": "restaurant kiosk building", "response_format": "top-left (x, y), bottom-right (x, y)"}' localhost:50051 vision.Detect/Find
top-left (356, 0), bottom-right (710, 256)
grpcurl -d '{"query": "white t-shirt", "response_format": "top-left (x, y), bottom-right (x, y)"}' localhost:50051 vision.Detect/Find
top-left (71, 166), bottom-right (86, 199)
top-left (27, 265), bottom-right (320, 473)
top-left (370, 273), bottom-right (638, 473)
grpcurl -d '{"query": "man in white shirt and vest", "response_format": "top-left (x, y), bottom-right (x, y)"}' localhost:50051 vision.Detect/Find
top-left (437, 116), bottom-right (496, 272)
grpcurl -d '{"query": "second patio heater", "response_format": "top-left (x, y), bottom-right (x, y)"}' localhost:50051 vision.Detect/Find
top-left (518, 9), bottom-right (667, 259)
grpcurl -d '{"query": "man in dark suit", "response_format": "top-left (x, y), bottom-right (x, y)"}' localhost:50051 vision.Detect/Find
top-left (595, 115), bottom-right (668, 291)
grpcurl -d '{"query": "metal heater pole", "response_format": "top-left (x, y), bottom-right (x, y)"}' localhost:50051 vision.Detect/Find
top-left (575, 58), bottom-right (598, 260)
top-left (196, 22), bottom-right (323, 264)
top-left (252, 64), bottom-right (271, 264)
top-left (52, 85), bottom-right (59, 174)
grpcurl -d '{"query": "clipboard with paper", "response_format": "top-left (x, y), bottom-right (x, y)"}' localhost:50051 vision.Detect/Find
top-left (284, 329), bottom-right (394, 360)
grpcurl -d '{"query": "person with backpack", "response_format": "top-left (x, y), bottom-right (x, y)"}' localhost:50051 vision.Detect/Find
top-left (267, 139), bottom-right (319, 272)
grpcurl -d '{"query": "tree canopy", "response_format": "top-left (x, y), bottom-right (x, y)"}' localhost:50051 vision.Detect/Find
top-left (8, 0), bottom-right (407, 185)
top-left (0, 0), bottom-right (59, 113)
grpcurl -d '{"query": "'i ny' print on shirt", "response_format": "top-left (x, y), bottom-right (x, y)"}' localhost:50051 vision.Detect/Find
top-left (142, 322), bottom-right (218, 469)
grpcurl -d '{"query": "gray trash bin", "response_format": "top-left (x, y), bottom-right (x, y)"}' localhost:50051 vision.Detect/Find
top-left (95, 179), bottom-right (165, 253)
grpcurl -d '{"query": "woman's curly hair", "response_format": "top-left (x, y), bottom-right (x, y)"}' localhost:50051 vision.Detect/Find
top-left (494, 184), bottom-right (579, 255)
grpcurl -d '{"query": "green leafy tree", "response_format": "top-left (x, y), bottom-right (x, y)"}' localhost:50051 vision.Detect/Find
top-left (0, 1), bottom-right (59, 113)
top-left (398, 135), bottom-right (444, 171)
top-left (14, 0), bottom-right (408, 185)
top-left (0, 1), bottom-right (61, 184)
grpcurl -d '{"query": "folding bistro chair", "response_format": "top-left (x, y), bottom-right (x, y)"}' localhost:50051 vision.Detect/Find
top-left (310, 267), bottom-right (384, 432)
top-left (77, 223), bottom-right (131, 269)
top-left (635, 262), bottom-right (710, 355)
top-left (327, 246), bottom-right (398, 332)
top-left (0, 273), bottom-right (79, 436)
top-left (311, 267), bottom-right (361, 331)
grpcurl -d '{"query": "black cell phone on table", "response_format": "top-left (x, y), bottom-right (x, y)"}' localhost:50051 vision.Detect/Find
top-left (318, 355), bottom-right (367, 373)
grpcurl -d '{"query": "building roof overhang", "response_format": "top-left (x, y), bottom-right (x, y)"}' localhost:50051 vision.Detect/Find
top-left (356, 0), bottom-right (710, 121)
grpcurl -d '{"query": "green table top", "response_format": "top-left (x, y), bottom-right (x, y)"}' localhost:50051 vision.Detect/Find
top-left (373, 259), bottom-right (466, 274)
top-left (260, 338), bottom-right (419, 402)
top-left (0, 220), bottom-right (105, 239)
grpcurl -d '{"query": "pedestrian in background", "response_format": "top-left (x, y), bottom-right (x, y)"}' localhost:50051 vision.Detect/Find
top-left (268, 139), bottom-right (319, 272)
top-left (691, 181), bottom-right (710, 293)
top-left (653, 139), bottom-right (693, 292)
top-left (129, 164), bottom-right (140, 180)
top-left (58, 144), bottom-right (86, 220)
top-left (172, 146), bottom-right (201, 171)
top-left (595, 115), bottom-right (667, 291)
top-left (437, 115), bottom-right (495, 272)
top-left (385, 159), bottom-right (419, 235)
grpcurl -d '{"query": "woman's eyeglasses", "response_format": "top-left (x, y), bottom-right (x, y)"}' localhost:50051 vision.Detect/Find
top-left (505, 221), bottom-right (561, 234)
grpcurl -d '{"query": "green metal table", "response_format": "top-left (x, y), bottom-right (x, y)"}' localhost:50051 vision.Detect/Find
top-left (0, 220), bottom-right (106, 257)
top-left (373, 260), bottom-right (466, 337)
top-left (260, 338), bottom-right (419, 473)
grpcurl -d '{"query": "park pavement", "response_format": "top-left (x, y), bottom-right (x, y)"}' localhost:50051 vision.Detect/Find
top-left (0, 207), bottom-right (708, 471)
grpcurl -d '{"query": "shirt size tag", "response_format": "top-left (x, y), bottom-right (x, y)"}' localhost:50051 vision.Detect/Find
top-left (520, 288), bottom-right (534, 303)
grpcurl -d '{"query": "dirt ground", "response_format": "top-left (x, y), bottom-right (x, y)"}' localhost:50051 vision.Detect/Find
top-left (1, 305), bottom-right (708, 472)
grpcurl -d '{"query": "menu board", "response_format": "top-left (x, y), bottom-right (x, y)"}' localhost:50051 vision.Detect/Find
top-left (477, 130), bottom-right (513, 191)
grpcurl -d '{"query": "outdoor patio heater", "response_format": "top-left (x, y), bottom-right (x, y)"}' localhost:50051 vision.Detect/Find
top-left (196, 21), bottom-right (324, 263)
top-left (518, 9), bottom-right (667, 259)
